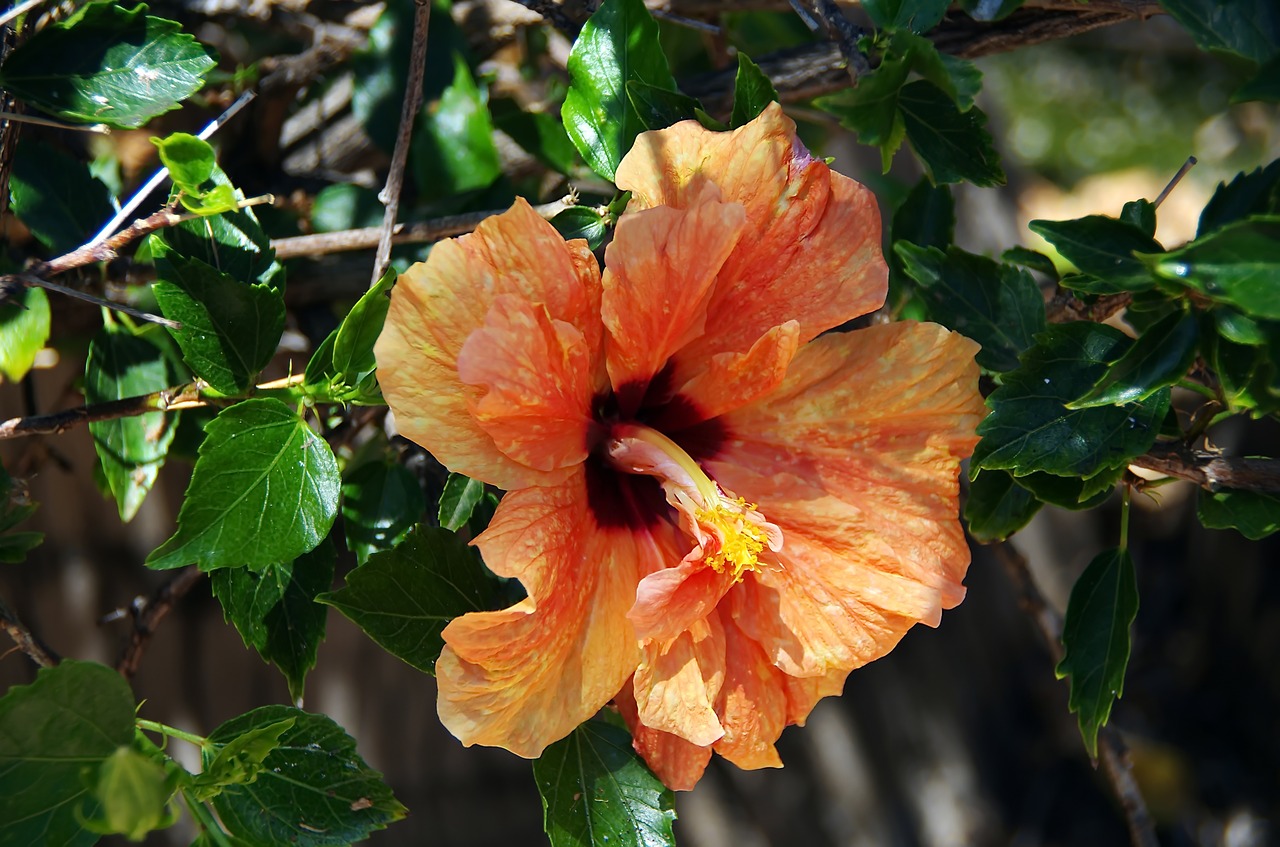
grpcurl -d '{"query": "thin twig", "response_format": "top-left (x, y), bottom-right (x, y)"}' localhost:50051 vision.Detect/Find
top-left (0, 110), bottom-right (108, 133)
top-left (0, 0), bottom-right (43, 30)
top-left (0, 595), bottom-right (59, 668)
top-left (511, 0), bottom-right (583, 37)
top-left (116, 568), bottom-right (204, 679)
top-left (0, 383), bottom-right (204, 439)
top-left (372, 0), bottom-right (431, 286)
top-left (1153, 156), bottom-right (1197, 209)
top-left (1130, 442), bottom-right (1280, 494)
top-left (11, 273), bottom-right (180, 328)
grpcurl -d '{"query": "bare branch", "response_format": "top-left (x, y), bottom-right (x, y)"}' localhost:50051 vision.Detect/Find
top-left (10, 273), bottom-right (180, 329)
top-left (1131, 442), bottom-right (1280, 494)
top-left (511, 0), bottom-right (583, 37)
top-left (0, 595), bottom-right (59, 668)
top-left (116, 568), bottom-right (204, 680)
top-left (0, 383), bottom-right (205, 440)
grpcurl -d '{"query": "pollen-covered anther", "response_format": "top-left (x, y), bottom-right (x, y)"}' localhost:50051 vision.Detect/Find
top-left (696, 496), bottom-right (776, 580)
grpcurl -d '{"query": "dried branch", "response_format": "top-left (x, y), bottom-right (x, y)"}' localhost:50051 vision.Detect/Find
top-left (0, 595), bottom-right (59, 668)
top-left (372, 0), bottom-right (431, 285)
top-left (1045, 291), bottom-right (1132, 325)
top-left (511, 0), bottom-right (583, 36)
top-left (116, 567), bottom-right (204, 679)
top-left (0, 383), bottom-right (204, 440)
top-left (8, 273), bottom-right (180, 329)
top-left (1131, 442), bottom-right (1280, 494)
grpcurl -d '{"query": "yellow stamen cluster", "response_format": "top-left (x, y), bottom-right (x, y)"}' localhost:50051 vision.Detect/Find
top-left (696, 497), bottom-right (767, 582)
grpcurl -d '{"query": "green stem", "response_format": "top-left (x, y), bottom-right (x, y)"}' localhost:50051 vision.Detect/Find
top-left (137, 718), bottom-right (210, 750)
top-left (1119, 488), bottom-right (1131, 552)
top-left (182, 791), bottom-right (234, 847)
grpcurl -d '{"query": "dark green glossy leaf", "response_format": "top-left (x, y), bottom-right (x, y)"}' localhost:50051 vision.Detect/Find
top-left (414, 54), bottom-right (502, 201)
top-left (535, 716), bottom-right (677, 847)
top-left (86, 325), bottom-right (178, 521)
top-left (964, 470), bottom-right (1043, 542)
top-left (211, 540), bottom-right (336, 701)
top-left (972, 322), bottom-right (1171, 478)
top-left (863, 0), bottom-right (951, 32)
top-left (1056, 548), bottom-right (1139, 757)
top-left (9, 140), bottom-right (114, 253)
top-left (730, 53), bottom-right (779, 127)
top-left (1212, 307), bottom-right (1270, 346)
top-left (813, 55), bottom-right (909, 169)
top-left (0, 660), bottom-right (136, 847)
top-left (341, 461), bottom-right (425, 564)
top-left (1120, 199), bottom-right (1157, 238)
top-left (438, 472), bottom-right (486, 531)
top-left (319, 524), bottom-right (505, 674)
top-left (153, 132), bottom-right (215, 191)
top-left (0, 286), bottom-right (50, 383)
top-left (899, 80), bottom-right (1004, 186)
top-left (1234, 54), bottom-right (1280, 102)
top-left (147, 398), bottom-right (340, 571)
top-left (206, 707), bottom-right (406, 845)
top-left (896, 243), bottom-right (1044, 372)
top-left (153, 255), bottom-right (285, 395)
top-left (892, 33), bottom-right (982, 111)
top-left (1070, 310), bottom-right (1200, 408)
top-left (626, 80), bottom-right (700, 130)
top-left (552, 206), bottom-right (609, 250)
top-left (1029, 214), bottom-right (1162, 291)
top-left (959, 0), bottom-right (1026, 21)
top-left (1145, 216), bottom-right (1280, 319)
top-left (85, 746), bottom-right (176, 840)
top-left (1197, 487), bottom-right (1280, 539)
top-left (1207, 331), bottom-right (1279, 414)
top-left (333, 268), bottom-right (395, 385)
top-left (0, 2), bottom-right (217, 128)
top-left (1013, 467), bottom-right (1121, 511)
top-left (892, 178), bottom-right (955, 249)
top-left (1199, 161), bottom-right (1280, 236)
top-left (1158, 0), bottom-right (1279, 64)
top-left (562, 0), bottom-right (678, 180)
top-left (1001, 246), bottom-right (1059, 278)
top-left (159, 184), bottom-right (284, 292)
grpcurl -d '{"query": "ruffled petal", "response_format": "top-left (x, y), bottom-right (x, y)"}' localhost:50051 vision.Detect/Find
top-left (632, 615), bottom-right (726, 746)
top-left (629, 560), bottom-right (735, 643)
top-left (615, 103), bottom-right (886, 375)
top-left (712, 322), bottom-right (985, 678)
top-left (712, 617), bottom-right (786, 770)
top-left (457, 295), bottom-right (596, 472)
top-left (436, 470), bottom-right (663, 758)
top-left (376, 198), bottom-right (603, 490)
top-left (602, 187), bottom-right (747, 415)
top-left (616, 680), bottom-right (714, 791)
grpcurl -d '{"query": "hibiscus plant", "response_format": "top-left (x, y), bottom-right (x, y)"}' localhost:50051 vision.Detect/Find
top-left (0, 0), bottom-right (1277, 845)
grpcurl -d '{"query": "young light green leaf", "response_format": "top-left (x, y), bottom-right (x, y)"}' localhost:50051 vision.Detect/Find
top-left (438, 472), bottom-right (486, 531)
top-left (1198, 161), bottom-right (1280, 236)
top-left (1070, 310), bottom-right (1200, 408)
top-left (964, 469), bottom-right (1043, 543)
top-left (193, 717), bottom-right (296, 800)
top-left (0, 286), bottom-right (50, 383)
top-left (0, 2), bottom-right (217, 129)
top-left (896, 243), bottom-right (1044, 372)
top-left (1029, 214), bottom-right (1162, 291)
top-left (535, 716), bottom-right (677, 847)
top-left (342, 461), bottom-right (425, 564)
top-left (414, 54), bottom-right (502, 201)
top-left (552, 207), bottom-right (609, 251)
top-left (206, 707), bottom-right (406, 845)
top-left (561, 0), bottom-right (678, 180)
top-left (0, 660), bottom-right (136, 847)
top-left (86, 746), bottom-right (177, 841)
top-left (730, 53), bottom-right (779, 128)
top-left (147, 398), bottom-right (340, 571)
top-left (333, 268), bottom-right (395, 384)
top-left (1056, 548), bottom-right (1139, 758)
top-left (319, 524), bottom-right (506, 673)
top-left (153, 132), bottom-right (216, 191)
top-left (9, 140), bottom-right (115, 253)
top-left (899, 80), bottom-right (1004, 186)
top-left (1197, 487), bottom-right (1280, 540)
top-left (1144, 216), bottom-right (1280, 320)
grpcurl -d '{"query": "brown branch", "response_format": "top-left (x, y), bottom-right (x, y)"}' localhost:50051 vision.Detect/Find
top-left (1130, 442), bottom-right (1280, 494)
top-left (0, 383), bottom-right (204, 440)
top-left (511, 0), bottom-right (584, 36)
top-left (372, 0), bottom-right (431, 285)
top-left (0, 595), bottom-right (59, 668)
top-left (1045, 291), bottom-right (1133, 324)
top-left (116, 567), bottom-right (204, 679)
top-left (30, 206), bottom-right (182, 278)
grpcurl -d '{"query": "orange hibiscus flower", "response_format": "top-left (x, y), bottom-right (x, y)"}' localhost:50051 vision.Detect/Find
top-left (375, 103), bottom-right (985, 789)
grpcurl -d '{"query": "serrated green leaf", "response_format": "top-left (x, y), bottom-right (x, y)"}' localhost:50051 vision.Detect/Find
top-left (562, 0), bottom-right (678, 180)
top-left (0, 286), bottom-right (50, 383)
top-left (626, 80), bottom-right (700, 131)
top-left (0, 2), bottom-right (217, 129)
top-left (9, 140), bottom-right (115, 253)
top-left (1145, 216), bottom-right (1280, 319)
top-left (552, 206), bottom-right (609, 250)
top-left (414, 53), bottom-right (502, 202)
top-left (1056, 548), bottom-right (1139, 757)
top-left (897, 243), bottom-right (1045, 372)
top-left (1199, 161), bottom-right (1280, 237)
top-left (210, 540), bottom-right (335, 701)
top-left (899, 80), bottom-right (1004, 186)
top-left (438, 472), bottom-right (486, 531)
top-left (0, 660), bottom-right (136, 847)
top-left (333, 268), bottom-right (395, 384)
top-left (1207, 330), bottom-right (1279, 414)
top-left (814, 50), bottom-right (911, 161)
top-left (887, 178), bottom-right (953, 311)
top-left (319, 524), bottom-right (505, 674)
top-left (153, 255), bottom-right (285, 395)
top-left (1070, 310), bottom-right (1200, 408)
top-left (964, 470), bottom-right (1043, 542)
top-left (1015, 467), bottom-right (1122, 511)
top-left (535, 716), bottom-right (677, 847)
top-left (206, 706), bottom-right (406, 845)
top-left (86, 325), bottom-right (178, 521)
top-left (193, 717), bottom-right (296, 800)
top-left (893, 33), bottom-right (981, 111)
top-left (341, 461), bottom-right (425, 564)
top-left (1120, 199), bottom-right (1157, 237)
top-left (147, 398), bottom-right (340, 571)
top-left (1159, 0), bottom-right (1279, 64)
top-left (1197, 487), bottom-right (1280, 539)
top-left (862, 0), bottom-right (951, 32)
top-left (972, 322), bottom-right (1171, 478)
top-left (86, 746), bottom-right (176, 840)
top-left (153, 132), bottom-right (215, 191)
top-left (730, 53), bottom-right (779, 128)
top-left (1029, 214), bottom-right (1162, 292)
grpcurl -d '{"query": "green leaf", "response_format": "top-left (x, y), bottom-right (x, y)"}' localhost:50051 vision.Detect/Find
top-left (206, 706), bottom-right (406, 845)
top-left (562, 0), bottom-right (678, 181)
top-left (0, 463), bottom-right (42, 562)
top-left (310, 183), bottom-right (384, 233)
top-left (0, 660), bottom-right (136, 847)
top-left (333, 268), bottom-right (395, 384)
top-left (0, 2), bottom-right (217, 128)
top-left (972, 322), bottom-right (1171, 478)
top-left (0, 286), bottom-right (50, 383)
top-left (492, 98), bottom-right (581, 175)
top-left (1234, 54), bottom-right (1280, 102)
top-left (1001, 246), bottom-right (1059, 278)
top-left (899, 80), bottom-right (1004, 186)
top-left (814, 49), bottom-right (911, 169)
top-left (1197, 487), bottom-right (1280, 540)
top-left (147, 398), bottom-right (340, 571)
top-left (438, 472), bottom-right (486, 531)
top-left (1145, 216), bottom-right (1280, 319)
top-left (9, 140), bottom-right (114, 253)
top-left (319, 524), bottom-right (505, 674)
top-left (964, 469), bottom-right (1043, 542)
top-left (1070, 310), bottom-right (1200, 408)
top-left (1207, 331), bottom-right (1279, 414)
top-left (626, 80), bottom-right (701, 130)
top-left (153, 132), bottom-right (215, 191)
top-left (1212, 306), bottom-right (1270, 346)
top-left (86, 325), bottom-right (178, 521)
top-left (341, 461), bottom-right (425, 564)
top-left (862, 0), bottom-right (951, 32)
top-left (414, 54), bottom-right (502, 202)
top-left (896, 243), bottom-right (1045, 372)
top-left (1055, 548), bottom-right (1139, 758)
top-left (1198, 161), bottom-right (1280, 236)
top-left (534, 716), bottom-right (677, 847)
top-left (210, 540), bottom-right (336, 701)
top-left (193, 717), bottom-right (295, 800)
top-left (152, 255), bottom-right (285, 395)
top-left (304, 329), bottom-right (339, 390)
top-left (1120, 199), bottom-right (1157, 238)
top-left (86, 746), bottom-right (176, 840)
top-left (1014, 467), bottom-right (1122, 511)
top-left (1158, 0), bottom-right (1279, 64)
top-left (1029, 214), bottom-right (1162, 292)
top-left (552, 206), bottom-right (609, 250)
top-left (729, 54), bottom-right (779, 128)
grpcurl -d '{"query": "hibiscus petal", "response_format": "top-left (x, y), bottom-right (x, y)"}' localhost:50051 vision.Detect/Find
top-left (632, 615), bottom-right (726, 746)
top-left (457, 295), bottom-right (596, 472)
top-left (375, 199), bottom-right (603, 490)
top-left (616, 679), bottom-right (714, 791)
top-left (601, 187), bottom-right (747, 415)
top-left (437, 470), bottom-right (668, 758)
top-left (629, 559), bottom-right (735, 643)
top-left (615, 103), bottom-right (886, 374)
top-left (712, 322), bottom-right (985, 678)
